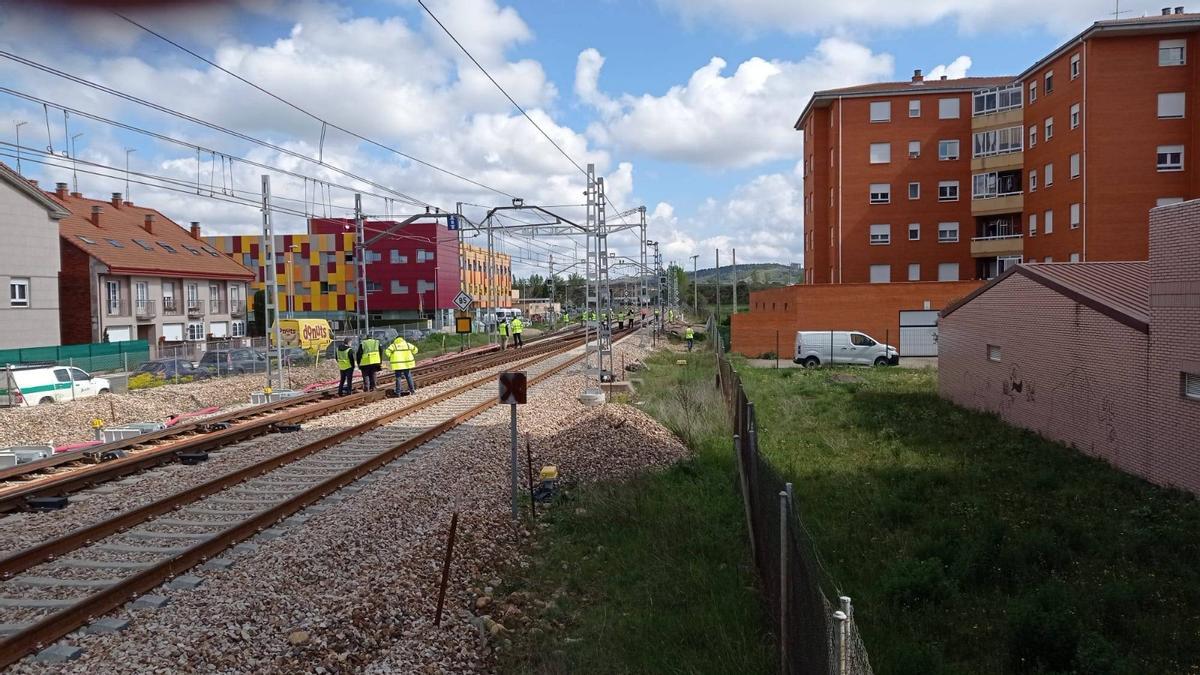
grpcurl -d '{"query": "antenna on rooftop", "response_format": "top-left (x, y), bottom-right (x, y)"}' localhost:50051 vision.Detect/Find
top-left (1111, 1), bottom-right (1132, 19)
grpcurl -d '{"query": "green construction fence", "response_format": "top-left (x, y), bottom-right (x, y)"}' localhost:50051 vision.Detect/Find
top-left (0, 340), bottom-right (150, 374)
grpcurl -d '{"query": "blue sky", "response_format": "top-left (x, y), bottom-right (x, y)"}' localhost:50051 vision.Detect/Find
top-left (0, 0), bottom-right (1173, 270)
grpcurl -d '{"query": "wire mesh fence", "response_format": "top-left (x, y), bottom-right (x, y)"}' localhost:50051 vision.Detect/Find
top-left (707, 316), bottom-right (873, 675)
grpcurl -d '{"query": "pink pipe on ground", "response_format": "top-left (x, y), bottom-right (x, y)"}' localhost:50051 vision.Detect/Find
top-left (54, 441), bottom-right (102, 454)
top-left (166, 406), bottom-right (221, 426)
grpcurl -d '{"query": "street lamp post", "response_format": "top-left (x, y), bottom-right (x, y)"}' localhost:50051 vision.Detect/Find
top-left (690, 254), bottom-right (699, 317)
top-left (70, 132), bottom-right (83, 194)
top-left (125, 148), bottom-right (136, 202)
top-left (286, 244), bottom-right (300, 318)
top-left (14, 121), bottom-right (26, 175)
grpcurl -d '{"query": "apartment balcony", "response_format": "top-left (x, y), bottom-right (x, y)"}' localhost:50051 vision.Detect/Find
top-left (229, 301), bottom-right (246, 318)
top-left (134, 299), bottom-right (157, 321)
top-left (971, 192), bottom-right (1024, 216)
top-left (186, 302), bottom-right (206, 319)
top-left (971, 150), bottom-right (1024, 173)
top-left (971, 107), bottom-right (1023, 130)
top-left (209, 299), bottom-right (226, 316)
top-left (105, 300), bottom-right (128, 318)
top-left (971, 234), bottom-right (1025, 258)
top-left (162, 297), bottom-right (181, 315)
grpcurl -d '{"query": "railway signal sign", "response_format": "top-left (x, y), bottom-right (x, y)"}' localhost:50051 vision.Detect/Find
top-left (447, 214), bottom-right (461, 231)
top-left (452, 291), bottom-right (473, 312)
top-left (498, 372), bottom-right (527, 404)
top-left (455, 316), bottom-right (472, 334)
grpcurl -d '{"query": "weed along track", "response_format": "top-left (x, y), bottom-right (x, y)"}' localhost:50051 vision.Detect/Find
top-left (0, 330), bottom-right (631, 668)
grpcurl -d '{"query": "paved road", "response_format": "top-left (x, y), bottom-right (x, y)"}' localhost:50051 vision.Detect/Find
top-left (743, 357), bottom-right (938, 370)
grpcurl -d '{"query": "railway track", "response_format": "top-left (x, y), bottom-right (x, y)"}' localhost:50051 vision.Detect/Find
top-left (0, 328), bottom-right (625, 667)
top-left (0, 329), bottom-right (586, 514)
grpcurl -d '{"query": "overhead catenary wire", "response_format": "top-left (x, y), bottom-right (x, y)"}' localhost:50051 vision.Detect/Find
top-left (113, 11), bottom-right (519, 202)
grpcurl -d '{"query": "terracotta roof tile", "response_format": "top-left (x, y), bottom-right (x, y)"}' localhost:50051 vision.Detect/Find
top-left (812, 76), bottom-right (1016, 98)
top-left (49, 190), bottom-right (253, 280)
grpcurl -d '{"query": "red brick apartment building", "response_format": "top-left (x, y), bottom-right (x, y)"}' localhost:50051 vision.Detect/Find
top-left (796, 9), bottom-right (1200, 285)
top-left (938, 199), bottom-right (1200, 495)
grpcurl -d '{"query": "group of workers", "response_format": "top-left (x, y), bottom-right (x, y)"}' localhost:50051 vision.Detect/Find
top-left (497, 316), bottom-right (524, 350)
top-left (335, 333), bottom-right (419, 398)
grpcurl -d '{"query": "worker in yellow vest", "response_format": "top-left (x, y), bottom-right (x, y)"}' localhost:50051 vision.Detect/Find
top-left (335, 337), bottom-right (356, 396)
top-left (384, 335), bottom-right (419, 396)
top-left (357, 335), bottom-right (382, 391)
top-left (511, 316), bottom-right (524, 348)
top-left (497, 318), bottom-right (509, 350)
top-left (685, 326), bottom-right (695, 352)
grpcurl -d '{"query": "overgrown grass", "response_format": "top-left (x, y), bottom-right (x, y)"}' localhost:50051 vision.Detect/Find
top-left (498, 351), bottom-right (774, 675)
top-left (737, 363), bottom-right (1200, 674)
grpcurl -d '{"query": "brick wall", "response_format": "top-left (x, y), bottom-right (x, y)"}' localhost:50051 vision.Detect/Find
top-left (1147, 201), bottom-right (1200, 493)
top-left (58, 242), bottom-right (95, 345)
top-left (730, 280), bottom-right (982, 358)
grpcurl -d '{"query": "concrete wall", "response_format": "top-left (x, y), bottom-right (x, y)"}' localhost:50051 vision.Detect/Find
top-left (0, 180), bottom-right (61, 349)
top-left (730, 280), bottom-right (982, 358)
top-left (939, 273), bottom-right (1152, 475)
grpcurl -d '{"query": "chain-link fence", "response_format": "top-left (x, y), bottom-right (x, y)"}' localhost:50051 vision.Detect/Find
top-left (707, 316), bottom-right (873, 675)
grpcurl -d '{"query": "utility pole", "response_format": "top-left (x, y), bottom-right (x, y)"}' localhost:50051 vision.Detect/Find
top-left (125, 148), bottom-right (136, 202)
top-left (262, 175), bottom-right (284, 391)
top-left (732, 248), bottom-right (737, 314)
top-left (14, 121), bottom-right (26, 175)
top-left (70, 132), bottom-right (83, 194)
top-left (354, 193), bottom-right (369, 334)
top-left (715, 249), bottom-right (721, 322)
top-left (639, 206), bottom-right (648, 313)
top-left (690, 254), bottom-right (699, 317)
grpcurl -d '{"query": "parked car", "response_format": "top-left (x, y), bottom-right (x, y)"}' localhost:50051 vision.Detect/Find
top-left (198, 348), bottom-right (268, 375)
top-left (1, 364), bottom-right (111, 406)
top-left (134, 359), bottom-right (212, 381)
top-left (793, 331), bottom-right (899, 368)
top-left (400, 329), bottom-right (426, 342)
top-left (258, 347), bottom-right (315, 366)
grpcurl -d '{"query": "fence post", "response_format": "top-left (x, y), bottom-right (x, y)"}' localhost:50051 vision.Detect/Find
top-left (836, 595), bottom-right (852, 675)
top-left (779, 488), bottom-right (789, 674)
top-left (776, 330), bottom-right (780, 369)
top-left (734, 433), bottom-right (756, 564)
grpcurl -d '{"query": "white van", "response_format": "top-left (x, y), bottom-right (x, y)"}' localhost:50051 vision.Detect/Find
top-left (0, 364), bottom-right (112, 407)
top-left (793, 331), bottom-right (899, 368)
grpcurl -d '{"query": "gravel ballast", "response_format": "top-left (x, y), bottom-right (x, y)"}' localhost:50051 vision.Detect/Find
top-left (7, 331), bottom-right (689, 674)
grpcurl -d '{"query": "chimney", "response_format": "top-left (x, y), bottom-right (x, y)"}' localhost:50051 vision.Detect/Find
top-left (1176, 6), bottom-right (1185, 13)
top-left (911, 69), bottom-right (924, 83)
top-left (90, 205), bottom-right (102, 227)
top-left (28, 179), bottom-right (38, 187)
top-left (111, 192), bottom-right (123, 208)
top-left (1163, 7), bottom-right (1172, 14)
top-left (143, 213), bottom-right (155, 234)
top-left (55, 182), bottom-right (69, 199)
top-left (190, 221), bottom-right (201, 240)
top-left (70, 192), bottom-right (81, 198)
top-left (940, 75), bottom-right (948, 80)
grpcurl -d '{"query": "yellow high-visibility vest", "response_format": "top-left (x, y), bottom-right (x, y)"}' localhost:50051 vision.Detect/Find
top-left (511, 318), bottom-right (523, 334)
top-left (385, 337), bottom-right (418, 370)
top-left (360, 338), bottom-right (381, 366)
top-left (336, 347), bottom-right (353, 370)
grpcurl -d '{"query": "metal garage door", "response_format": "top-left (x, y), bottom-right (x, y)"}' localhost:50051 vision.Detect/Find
top-left (899, 310), bottom-right (939, 357)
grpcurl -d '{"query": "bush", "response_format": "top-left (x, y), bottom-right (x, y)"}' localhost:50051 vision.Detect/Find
top-left (128, 373), bottom-right (193, 391)
top-left (1006, 582), bottom-right (1081, 672)
top-left (880, 558), bottom-right (955, 610)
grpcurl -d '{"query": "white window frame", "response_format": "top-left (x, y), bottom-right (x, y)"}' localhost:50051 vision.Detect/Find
top-left (870, 101), bottom-right (891, 122)
top-left (1158, 92), bottom-right (1186, 119)
top-left (1070, 253), bottom-right (1081, 262)
top-left (937, 181), bottom-right (960, 202)
top-left (1029, 213), bottom-right (1038, 237)
top-left (1044, 163), bottom-right (1054, 187)
top-left (908, 140), bottom-right (921, 158)
top-left (908, 182), bottom-right (920, 200)
top-left (908, 223), bottom-right (920, 241)
top-left (972, 84), bottom-right (1023, 116)
top-left (1160, 39), bottom-right (1186, 67)
top-left (869, 264), bottom-right (892, 284)
top-left (870, 224), bottom-right (892, 245)
top-left (1070, 153), bottom-right (1081, 178)
top-left (231, 320), bottom-right (246, 338)
top-left (1044, 117), bottom-right (1054, 140)
top-left (1070, 203), bottom-right (1081, 228)
top-left (1029, 81), bottom-right (1037, 102)
top-left (1184, 372), bottom-right (1200, 401)
top-left (938, 97), bottom-right (960, 120)
top-left (869, 183), bottom-right (891, 204)
top-left (1070, 53), bottom-right (1081, 79)
top-left (972, 125), bottom-right (1024, 158)
top-left (1070, 103), bottom-right (1080, 129)
top-left (106, 280), bottom-right (121, 315)
top-left (1044, 70), bottom-right (1054, 94)
top-left (938, 139), bottom-right (960, 160)
top-left (937, 222), bottom-right (960, 243)
top-left (908, 99), bottom-right (921, 118)
top-left (1157, 145), bottom-right (1184, 172)
top-left (1029, 169), bottom-right (1038, 192)
top-left (8, 278), bottom-right (29, 308)
top-left (1044, 209), bottom-right (1054, 234)
top-left (987, 344), bottom-right (1002, 362)
top-left (869, 143), bottom-right (891, 164)
top-left (938, 262), bottom-right (960, 282)
top-left (186, 322), bottom-right (205, 342)
top-left (1029, 125), bottom-right (1037, 148)
top-left (907, 263), bottom-right (920, 281)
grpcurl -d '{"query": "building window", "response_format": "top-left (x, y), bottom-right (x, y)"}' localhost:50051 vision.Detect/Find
top-left (1070, 153), bottom-right (1081, 178)
top-left (938, 97), bottom-right (960, 119)
top-left (1069, 253), bottom-right (1081, 262)
top-left (1029, 213), bottom-right (1038, 237)
top-left (1029, 81), bottom-right (1037, 102)
top-left (908, 182), bottom-right (920, 200)
top-left (1184, 372), bottom-right (1200, 401)
top-left (870, 101), bottom-right (891, 122)
top-left (972, 170), bottom-right (1022, 199)
top-left (909, 99), bottom-right (921, 118)
top-left (231, 321), bottom-right (246, 338)
top-left (869, 265), bottom-right (891, 284)
top-left (390, 280), bottom-right (409, 294)
top-left (937, 222), bottom-right (959, 243)
top-left (8, 278), bottom-right (29, 307)
top-left (1044, 256), bottom-right (1053, 263)
top-left (1160, 39), bottom-right (1186, 66)
top-left (1158, 92), bottom-right (1186, 119)
top-left (187, 322), bottom-right (205, 341)
top-left (973, 125), bottom-right (1023, 158)
top-left (869, 183), bottom-right (891, 204)
top-left (1044, 209), bottom-right (1054, 234)
top-left (106, 281), bottom-right (121, 315)
top-left (1044, 163), bottom-right (1054, 187)
top-left (938, 181), bottom-right (960, 202)
top-left (1028, 125), bottom-right (1037, 148)
top-left (972, 84), bottom-right (1022, 116)
top-left (1070, 103), bottom-right (1081, 128)
top-left (987, 344), bottom-right (1002, 362)
top-left (908, 263), bottom-right (920, 281)
top-left (938, 262), bottom-right (960, 281)
top-left (938, 139), bottom-right (960, 160)
top-left (869, 143), bottom-right (891, 164)
top-left (908, 140), bottom-right (920, 158)
top-left (870, 224), bottom-right (891, 245)
top-left (1044, 70), bottom-right (1054, 94)
top-left (908, 223), bottom-right (920, 240)
top-left (1070, 203), bottom-right (1081, 228)
top-left (1044, 117), bottom-right (1054, 140)
top-left (1157, 197), bottom-right (1184, 206)
top-left (1157, 145), bottom-right (1184, 171)
top-left (1070, 53), bottom-right (1081, 79)
top-left (1029, 169), bottom-right (1038, 192)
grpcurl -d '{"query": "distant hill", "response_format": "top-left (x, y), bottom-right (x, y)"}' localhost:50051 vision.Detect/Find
top-left (688, 263), bottom-right (802, 285)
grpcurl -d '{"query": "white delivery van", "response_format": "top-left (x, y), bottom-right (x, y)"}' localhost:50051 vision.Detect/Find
top-left (793, 331), bottom-right (899, 368)
top-left (0, 364), bottom-right (112, 407)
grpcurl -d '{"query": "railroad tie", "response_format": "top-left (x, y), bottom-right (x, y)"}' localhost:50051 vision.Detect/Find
top-left (8, 576), bottom-right (117, 589)
top-left (49, 558), bottom-right (155, 570)
top-left (0, 596), bottom-right (84, 608)
top-left (93, 543), bottom-right (188, 554)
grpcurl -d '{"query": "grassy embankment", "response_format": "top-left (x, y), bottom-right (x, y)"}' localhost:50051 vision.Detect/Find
top-left (497, 349), bottom-right (774, 674)
top-left (738, 364), bottom-right (1200, 674)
